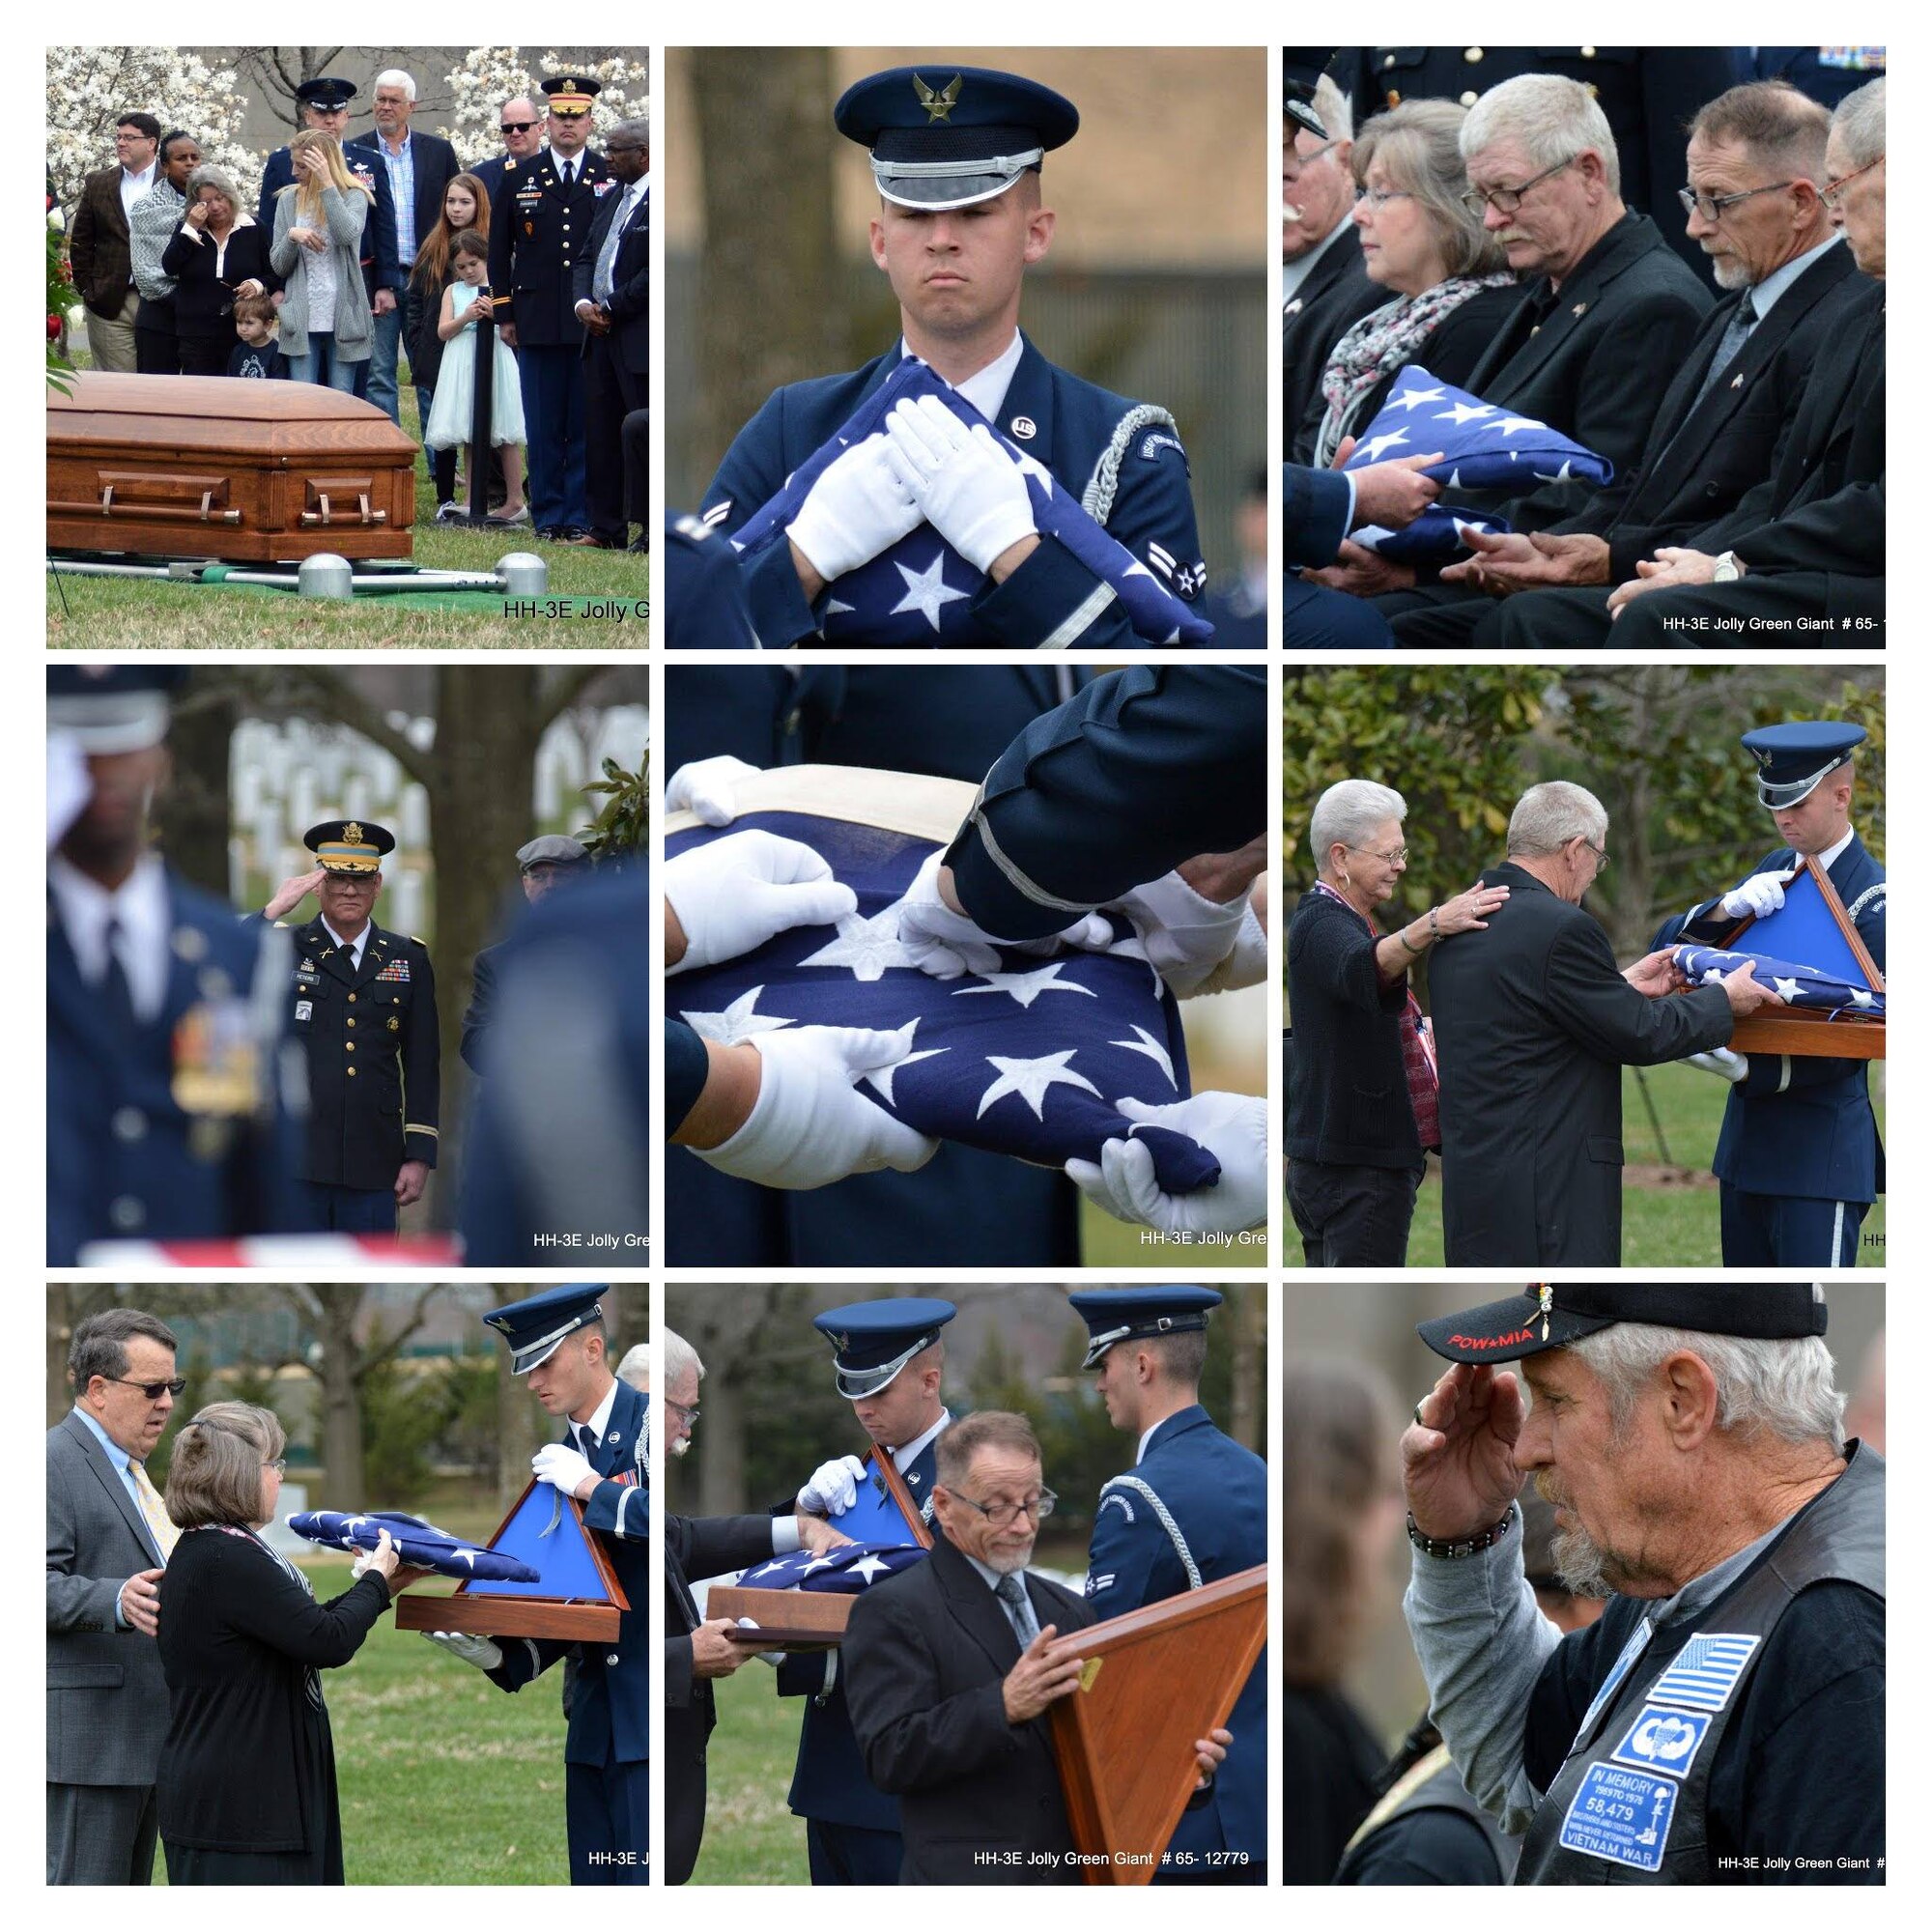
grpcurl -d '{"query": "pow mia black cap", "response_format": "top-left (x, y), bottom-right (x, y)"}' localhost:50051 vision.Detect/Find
top-left (1418, 1282), bottom-right (1829, 1363)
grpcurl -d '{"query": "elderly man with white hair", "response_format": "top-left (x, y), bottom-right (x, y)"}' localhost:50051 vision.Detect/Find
top-left (1286, 779), bottom-right (1509, 1264)
top-left (1428, 781), bottom-right (1777, 1264)
top-left (1401, 1281), bottom-right (1884, 1884)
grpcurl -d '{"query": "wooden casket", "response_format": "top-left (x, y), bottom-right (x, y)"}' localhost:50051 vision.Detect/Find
top-left (48, 373), bottom-right (416, 562)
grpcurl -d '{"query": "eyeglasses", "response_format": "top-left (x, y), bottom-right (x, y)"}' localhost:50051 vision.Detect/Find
top-left (499, 120), bottom-right (538, 134)
top-left (1354, 186), bottom-right (1416, 211)
top-left (949, 1487), bottom-right (1057, 1527)
top-left (103, 1376), bottom-right (186, 1400)
top-left (1286, 139), bottom-right (1341, 171)
top-left (263, 1458), bottom-right (287, 1475)
top-left (665, 1398), bottom-right (700, 1427)
top-left (1677, 180), bottom-right (1795, 223)
top-left (1346, 841), bottom-right (1409, 866)
top-left (1819, 156), bottom-right (1884, 207)
top-left (1462, 155), bottom-right (1577, 217)
top-left (1580, 838), bottom-right (1610, 872)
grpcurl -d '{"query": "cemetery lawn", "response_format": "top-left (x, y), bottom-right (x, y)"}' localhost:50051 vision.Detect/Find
top-left (46, 376), bottom-right (648, 648)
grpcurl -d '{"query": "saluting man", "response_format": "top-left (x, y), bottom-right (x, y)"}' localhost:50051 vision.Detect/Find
top-left (1652, 722), bottom-right (1885, 1265)
top-left (1071, 1287), bottom-right (1268, 1885)
top-left (780, 1299), bottom-right (958, 1885)
top-left (260, 818), bottom-right (438, 1233)
top-left (701, 63), bottom-right (1208, 649)
top-left (489, 75), bottom-right (611, 543)
top-left (422, 1286), bottom-right (648, 1885)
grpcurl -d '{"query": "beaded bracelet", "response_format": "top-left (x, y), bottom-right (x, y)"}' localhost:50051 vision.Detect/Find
top-left (1406, 1503), bottom-right (1518, 1559)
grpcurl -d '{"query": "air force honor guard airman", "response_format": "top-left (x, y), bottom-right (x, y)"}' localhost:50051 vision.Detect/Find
top-left (1653, 722), bottom-right (1884, 1264)
top-left (701, 63), bottom-right (1208, 650)
top-left (781, 1298), bottom-right (957, 1884)
top-left (259, 819), bottom-right (439, 1233)
top-left (1071, 1287), bottom-right (1268, 1883)
top-left (422, 1286), bottom-right (647, 1886)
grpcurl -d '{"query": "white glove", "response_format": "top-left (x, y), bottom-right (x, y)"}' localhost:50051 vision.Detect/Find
top-left (1720, 870), bottom-right (1794, 920)
top-left (667, 753), bottom-right (761, 828)
top-left (696, 1025), bottom-right (940, 1189)
top-left (1065, 1093), bottom-right (1267, 1236)
top-left (1114, 871), bottom-right (1256, 997)
top-left (895, 850), bottom-right (1112, 980)
top-left (421, 1630), bottom-right (504, 1671)
top-left (881, 394), bottom-right (1037, 575)
top-left (797, 1454), bottom-right (868, 1517)
top-left (532, 1441), bottom-right (598, 1495)
top-left (1685, 1047), bottom-right (1750, 1084)
top-left (666, 830), bottom-right (858, 976)
top-left (785, 435), bottom-right (923, 582)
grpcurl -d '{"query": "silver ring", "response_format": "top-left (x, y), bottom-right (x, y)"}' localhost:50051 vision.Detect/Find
top-left (1412, 1403), bottom-right (1425, 1426)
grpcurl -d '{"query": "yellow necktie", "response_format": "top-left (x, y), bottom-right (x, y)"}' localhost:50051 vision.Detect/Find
top-left (128, 1458), bottom-right (179, 1560)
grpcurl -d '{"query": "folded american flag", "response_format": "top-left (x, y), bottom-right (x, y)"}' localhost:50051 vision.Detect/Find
top-left (668, 810), bottom-right (1222, 1194)
top-left (1352, 504), bottom-right (1515, 565)
top-left (736, 1543), bottom-right (928, 1594)
top-left (1342, 365), bottom-right (1611, 561)
top-left (1672, 945), bottom-right (1885, 1019)
top-left (729, 358), bottom-right (1213, 647)
top-left (286, 1509), bottom-right (541, 1582)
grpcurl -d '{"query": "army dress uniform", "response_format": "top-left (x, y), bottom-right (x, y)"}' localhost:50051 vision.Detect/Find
top-left (1651, 724), bottom-right (1884, 1265)
top-left (1072, 1289), bottom-right (1267, 1884)
top-left (487, 76), bottom-right (611, 537)
top-left (700, 66), bottom-right (1207, 651)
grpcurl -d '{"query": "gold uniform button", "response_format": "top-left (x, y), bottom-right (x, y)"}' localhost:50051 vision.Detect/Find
top-left (346, 1042), bottom-right (355, 1053)
top-left (1461, 90), bottom-right (1479, 106)
top-left (347, 1066), bottom-right (356, 1077)
top-left (347, 1017), bottom-right (356, 1028)
top-left (1581, 45), bottom-right (1597, 58)
top-left (348, 992), bottom-right (356, 1003)
top-left (1382, 53), bottom-right (1396, 69)
top-left (1465, 46), bottom-right (1485, 64)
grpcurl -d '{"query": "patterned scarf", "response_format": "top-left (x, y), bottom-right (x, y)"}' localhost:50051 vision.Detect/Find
top-left (1314, 273), bottom-right (1518, 468)
top-left (1311, 879), bottom-right (1440, 1151)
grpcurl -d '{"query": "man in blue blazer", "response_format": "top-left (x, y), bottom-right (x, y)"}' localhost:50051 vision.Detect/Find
top-left (1652, 723), bottom-right (1885, 1264)
top-left (1071, 1287), bottom-right (1267, 1884)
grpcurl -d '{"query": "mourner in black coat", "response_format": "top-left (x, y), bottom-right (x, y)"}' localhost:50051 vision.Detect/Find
top-left (1283, 222), bottom-right (1386, 448)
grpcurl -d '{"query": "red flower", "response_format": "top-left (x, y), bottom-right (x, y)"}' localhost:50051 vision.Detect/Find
top-left (47, 315), bottom-right (63, 339)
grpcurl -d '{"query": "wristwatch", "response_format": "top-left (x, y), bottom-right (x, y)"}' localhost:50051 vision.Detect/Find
top-left (1712, 551), bottom-right (1744, 582)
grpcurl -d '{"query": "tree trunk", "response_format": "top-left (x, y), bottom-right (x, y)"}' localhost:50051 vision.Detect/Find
top-left (1228, 1287), bottom-right (1263, 1455)
top-left (48, 1284), bottom-right (77, 1428)
top-left (690, 48), bottom-right (841, 486)
top-left (497, 1343), bottom-right (541, 1509)
top-left (156, 683), bottom-right (240, 898)
top-left (301, 1286), bottom-right (368, 1509)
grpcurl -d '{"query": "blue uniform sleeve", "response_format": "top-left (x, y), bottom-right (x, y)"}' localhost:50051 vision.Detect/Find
top-left (1084, 1479), bottom-right (1169, 1616)
top-left (1284, 464), bottom-right (1353, 569)
top-left (944, 666), bottom-right (1265, 939)
top-left (486, 1634), bottom-right (571, 1694)
top-left (666, 1017), bottom-right (708, 1134)
top-left (580, 1476), bottom-right (646, 1543)
top-left (702, 392), bottom-right (821, 648)
top-left (968, 531), bottom-right (1152, 650)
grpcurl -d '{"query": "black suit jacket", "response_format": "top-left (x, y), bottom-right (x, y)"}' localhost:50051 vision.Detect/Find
top-left (1454, 213), bottom-right (1712, 526)
top-left (1549, 242), bottom-right (1864, 575)
top-left (664, 1512), bottom-right (780, 1885)
top-left (573, 183), bottom-right (648, 376)
top-left (1282, 225), bottom-right (1385, 447)
top-left (346, 128), bottom-right (461, 296)
top-left (842, 1533), bottom-right (1095, 1884)
top-left (1429, 863), bottom-right (1733, 1265)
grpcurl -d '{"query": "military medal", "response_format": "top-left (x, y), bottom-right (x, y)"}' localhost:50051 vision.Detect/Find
top-left (1535, 1282), bottom-right (1553, 1341)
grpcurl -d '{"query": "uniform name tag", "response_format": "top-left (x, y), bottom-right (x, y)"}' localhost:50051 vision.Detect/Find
top-left (377, 959), bottom-right (412, 982)
top-left (1557, 1763), bottom-right (1677, 1872)
top-left (1608, 1703), bottom-right (1714, 1782)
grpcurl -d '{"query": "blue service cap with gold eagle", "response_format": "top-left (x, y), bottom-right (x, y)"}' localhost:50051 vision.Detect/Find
top-left (814, 1296), bottom-right (957, 1399)
top-left (296, 77), bottom-right (357, 112)
top-left (1740, 722), bottom-right (1866, 810)
top-left (304, 818), bottom-right (395, 874)
top-left (47, 666), bottom-right (186, 753)
top-left (484, 1282), bottom-right (609, 1374)
top-left (1068, 1285), bottom-right (1221, 1370)
top-left (1418, 1281), bottom-right (1828, 1363)
top-left (835, 65), bottom-right (1078, 212)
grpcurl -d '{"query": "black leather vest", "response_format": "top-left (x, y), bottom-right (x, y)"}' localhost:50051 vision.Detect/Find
top-left (1516, 1442), bottom-right (1884, 1884)
top-left (1334, 1743), bottom-right (1519, 1884)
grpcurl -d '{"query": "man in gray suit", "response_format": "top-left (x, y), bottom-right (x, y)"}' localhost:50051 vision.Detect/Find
top-left (46, 1308), bottom-right (183, 1884)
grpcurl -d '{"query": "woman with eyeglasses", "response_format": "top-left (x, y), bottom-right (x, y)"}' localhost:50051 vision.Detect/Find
top-left (1287, 780), bottom-right (1508, 1265)
top-left (1294, 102), bottom-right (1520, 468)
top-left (154, 1402), bottom-right (427, 1884)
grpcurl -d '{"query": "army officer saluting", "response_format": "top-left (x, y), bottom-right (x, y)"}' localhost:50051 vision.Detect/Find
top-left (260, 819), bottom-right (439, 1232)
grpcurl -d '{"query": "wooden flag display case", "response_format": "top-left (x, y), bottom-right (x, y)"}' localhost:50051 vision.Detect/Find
top-left (393, 1478), bottom-right (627, 1642)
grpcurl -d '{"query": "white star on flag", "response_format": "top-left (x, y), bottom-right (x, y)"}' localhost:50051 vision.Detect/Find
top-left (1357, 428), bottom-right (1411, 462)
top-left (1531, 460), bottom-right (1576, 483)
top-left (1701, 966), bottom-right (1727, 985)
top-left (680, 984), bottom-right (797, 1045)
top-left (1773, 977), bottom-right (1801, 1001)
top-left (1387, 384), bottom-right (1446, 412)
top-left (857, 1018), bottom-right (948, 1105)
top-left (849, 1553), bottom-right (893, 1585)
top-left (799, 905), bottom-right (924, 981)
top-left (954, 960), bottom-right (1098, 1009)
top-left (1110, 1023), bottom-right (1178, 1088)
top-left (455, 1548), bottom-right (479, 1570)
top-left (1849, 987), bottom-right (1875, 1007)
top-left (1435, 402), bottom-right (1495, 426)
top-left (890, 553), bottom-right (970, 631)
top-left (802, 1551), bottom-right (844, 1576)
top-left (977, 1049), bottom-right (1100, 1121)
top-left (1494, 416), bottom-right (1542, 436)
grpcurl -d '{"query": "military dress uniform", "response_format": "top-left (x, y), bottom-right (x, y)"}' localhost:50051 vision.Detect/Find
top-left (1651, 724), bottom-right (1884, 1265)
top-left (1071, 1289), bottom-right (1267, 1884)
top-left (487, 77), bottom-right (610, 538)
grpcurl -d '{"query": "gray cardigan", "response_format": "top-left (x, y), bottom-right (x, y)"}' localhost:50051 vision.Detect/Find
top-left (269, 182), bottom-right (372, 360)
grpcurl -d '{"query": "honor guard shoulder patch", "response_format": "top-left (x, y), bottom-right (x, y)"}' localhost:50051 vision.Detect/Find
top-left (1140, 431), bottom-right (1186, 462)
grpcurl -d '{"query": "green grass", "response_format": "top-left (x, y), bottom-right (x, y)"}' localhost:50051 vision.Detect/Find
top-left (1079, 1196), bottom-right (1267, 1267)
top-left (686, 1661), bottom-right (812, 1885)
top-left (1397, 1060), bottom-right (1886, 1266)
top-left (155, 1536), bottom-right (574, 1886)
top-left (48, 374), bottom-right (648, 648)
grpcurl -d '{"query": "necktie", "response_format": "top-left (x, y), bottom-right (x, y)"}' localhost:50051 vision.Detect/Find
top-left (560, 158), bottom-right (575, 188)
top-left (99, 916), bottom-right (138, 1033)
top-left (577, 1422), bottom-right (600, 1464)
top-left (1690, 292), bottom-right (1757, 410)
top-left (995, 1572), bottom-right (1038, 1646)
top-left (593, 187), bottom-right (630, 303)
top-left (128, 1458), bottom-right (179, 1560)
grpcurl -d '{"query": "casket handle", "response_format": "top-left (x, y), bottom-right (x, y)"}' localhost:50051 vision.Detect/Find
top-left (299, 492), bottom-right (387, 527)
top-left (47, 484), bottom-right (241, 526)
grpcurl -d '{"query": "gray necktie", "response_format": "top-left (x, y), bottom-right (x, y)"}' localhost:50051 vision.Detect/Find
top-left (994, 1572), bottom-right (1038, 1645)
top-left (1690, 291), bottom-right (1757, 409)
top-left (593, 187), bottom-right (631, 303)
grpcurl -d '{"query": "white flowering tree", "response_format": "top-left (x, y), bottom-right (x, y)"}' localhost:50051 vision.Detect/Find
top-left (46, 45), bottom-right (264, 213)
top-left (439, 47), bottom-right (649, 168)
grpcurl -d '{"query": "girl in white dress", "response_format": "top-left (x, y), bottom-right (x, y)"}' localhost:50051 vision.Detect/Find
top-left (422, 230), bottom-right (526, 519)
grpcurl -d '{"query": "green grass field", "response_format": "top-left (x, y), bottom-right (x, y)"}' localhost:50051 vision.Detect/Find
top-left (685, 1662), bottom-right (813, 1885)
top-left (48, 374), bottom-right (648, 649)
top-left (1398, 1060), bottom-right (1886, 1266)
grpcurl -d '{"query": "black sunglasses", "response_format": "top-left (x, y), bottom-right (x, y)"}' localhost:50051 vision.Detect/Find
top-left (499, 120), bottom-right (538, 134)
top-left (103, 1376), bottom-right (187, 1400)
